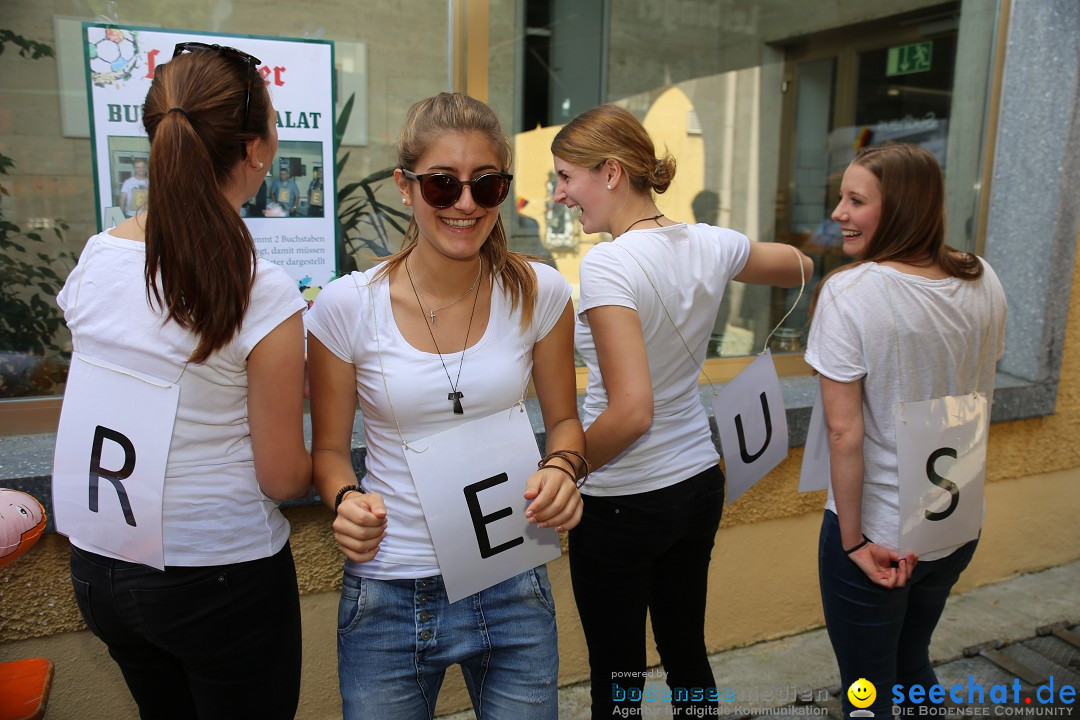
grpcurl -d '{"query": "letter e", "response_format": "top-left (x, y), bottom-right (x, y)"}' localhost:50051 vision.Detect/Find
top-left (463, 473), bottom-right (524, 559)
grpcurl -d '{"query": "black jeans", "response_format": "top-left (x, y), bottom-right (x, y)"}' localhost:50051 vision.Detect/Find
top-left (818, 511), bottom-right (978, 719)
top-left (569, 465), bottom-right (724, 719)
top-left (70, 541), bottom-right (302, 720)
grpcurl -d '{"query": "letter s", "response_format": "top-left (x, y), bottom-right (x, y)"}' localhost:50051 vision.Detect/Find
top-left (925, 447), bottom-right (959, 521)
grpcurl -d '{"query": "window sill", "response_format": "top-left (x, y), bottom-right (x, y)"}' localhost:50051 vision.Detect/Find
top-left (4, 369), bottom-right (1051, 535)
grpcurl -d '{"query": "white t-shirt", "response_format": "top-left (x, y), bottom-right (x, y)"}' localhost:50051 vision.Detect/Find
top-left (804, 260), bottom-right (1007, 561)
top-left (304, 260), bottom-right (571, 579)
top-left (57, 230), bottom-right (306, 566)
top-left (576, 223), bottom-right (751, 496)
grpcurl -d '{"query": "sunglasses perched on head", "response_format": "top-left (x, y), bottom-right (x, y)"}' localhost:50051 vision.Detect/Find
top-left (401, 169), bottom-right (513, 209)
top-left (172, 42), bottom-right (261, 132)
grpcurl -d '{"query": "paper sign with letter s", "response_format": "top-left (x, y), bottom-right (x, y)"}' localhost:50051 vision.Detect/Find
top-left (406, 407), bottom-right (560, 603)
top-left (713, 350), bottom-right (789, 504)
top-left (897, 393), bottom-right (987, 556)
top-left (52, 353), bottom-right (178, 570)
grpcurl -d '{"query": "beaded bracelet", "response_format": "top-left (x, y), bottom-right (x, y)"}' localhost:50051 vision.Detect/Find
top-left (334, 483), bottom-right (364, 511)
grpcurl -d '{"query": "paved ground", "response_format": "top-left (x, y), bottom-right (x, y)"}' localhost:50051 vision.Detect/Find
top-left (443, 560), bottom-right (1080, 719)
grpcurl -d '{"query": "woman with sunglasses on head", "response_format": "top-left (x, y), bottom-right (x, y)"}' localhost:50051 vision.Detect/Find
top-left (59, 44), bottom-right (310, 718)
top-left (806, 144), bottom-right (1006, 720)
top-left (550, 104), bottom-right (812, 719)
top-left (305, 92), bottom-right (583, 719)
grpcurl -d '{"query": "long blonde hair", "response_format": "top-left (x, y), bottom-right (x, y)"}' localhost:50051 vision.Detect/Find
top-left (380, 92), bottom-right (536, 330)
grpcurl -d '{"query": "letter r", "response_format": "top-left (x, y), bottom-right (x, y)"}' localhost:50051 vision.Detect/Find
top-left (89, 425), bottom-right (138, 527)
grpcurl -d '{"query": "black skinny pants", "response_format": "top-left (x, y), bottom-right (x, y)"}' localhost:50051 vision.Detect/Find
top-left (569, 465), bottom-right (725, 719)
top-left (70, 541), bottom-right (302, 720)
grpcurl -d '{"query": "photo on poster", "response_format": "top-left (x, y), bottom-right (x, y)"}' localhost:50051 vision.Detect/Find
top-left (107, 137), bottom-right (151, 218)
top-left (246, 141), bottom-right (325, 219)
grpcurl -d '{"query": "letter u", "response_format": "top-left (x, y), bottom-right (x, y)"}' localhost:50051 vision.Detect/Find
top-left (735, 392), bottom-right (773, 463)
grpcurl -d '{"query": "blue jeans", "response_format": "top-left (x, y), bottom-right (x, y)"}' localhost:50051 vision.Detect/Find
top-left (818, 511), bottom-right (978, 720)
top-left (337, 566), bottom-right (559, 720)
top-left (69, 542), bottom-right (302, 719)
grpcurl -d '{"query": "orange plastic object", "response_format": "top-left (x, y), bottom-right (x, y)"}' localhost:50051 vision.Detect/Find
top-left (0, 658), bottom-right (54, 720)
top-left (0, 490), bottom-right (46, 570)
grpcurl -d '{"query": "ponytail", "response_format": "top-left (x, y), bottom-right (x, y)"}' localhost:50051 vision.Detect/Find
top-left (142, 50), bottom-right (268, 363)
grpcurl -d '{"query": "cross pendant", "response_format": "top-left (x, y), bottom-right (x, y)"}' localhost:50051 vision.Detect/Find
top-left (429, 309), bottom-right (437, 324)
top-left (448, 391), bottom-right (464, 414)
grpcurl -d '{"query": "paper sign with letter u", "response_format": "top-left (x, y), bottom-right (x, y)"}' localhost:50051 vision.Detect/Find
top-left (52, 353), bottom-right (178, 570)
top-left (896, 393), bottom-right (987, 557)
top-left (713, 350), bottom-right (789, 504)
top-left (406, 407), bottom-right (561, 603)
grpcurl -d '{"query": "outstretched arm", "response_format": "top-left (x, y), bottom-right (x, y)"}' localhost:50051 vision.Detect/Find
top-left (734, 242), bottom-right (813, 288)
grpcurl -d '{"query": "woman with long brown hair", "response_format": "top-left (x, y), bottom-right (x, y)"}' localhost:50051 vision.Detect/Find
top-left (58, 43), bottom-right (310, 718)
top-left (306, 92), bottom-right (583, 719)
top-left (806, 144), bottom-right (1007, 718)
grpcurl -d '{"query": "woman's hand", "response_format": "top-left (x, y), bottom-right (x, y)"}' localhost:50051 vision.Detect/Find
top-left (524, 467), bottom-right (583, 532)
top-left (333, 491), bottom-right (388, 563)
top-left (848, 542), bottom-right (918, 588)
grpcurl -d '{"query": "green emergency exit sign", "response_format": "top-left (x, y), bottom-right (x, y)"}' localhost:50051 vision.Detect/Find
top-left (887, 41), bottom-right (933, 76)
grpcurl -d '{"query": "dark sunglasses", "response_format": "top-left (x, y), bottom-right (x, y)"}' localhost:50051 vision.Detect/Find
top-left (172, 42), bottom-right (261, 132)
top-left (401, 169), bottom-right (513, 209)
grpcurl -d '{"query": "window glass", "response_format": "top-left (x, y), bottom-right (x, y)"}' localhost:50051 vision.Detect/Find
top-left (0, 2), bottom-right (451, 401)
top-left (506, 0), bottom-right (993, 359)
top-left (0, 0), bottom-right (999, 407)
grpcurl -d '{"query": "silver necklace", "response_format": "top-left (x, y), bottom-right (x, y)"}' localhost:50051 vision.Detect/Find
top-left (409, 260), bottom-right (482, 324)
top-left (404, 256), bottom-right (481, 414)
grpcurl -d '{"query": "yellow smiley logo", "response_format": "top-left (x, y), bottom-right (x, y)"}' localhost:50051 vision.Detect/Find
top-left (847, 678), bottom-right (877, 709)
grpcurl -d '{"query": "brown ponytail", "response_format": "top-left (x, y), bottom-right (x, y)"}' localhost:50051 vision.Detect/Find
top-left (141, 50), bottom-right (270, 363)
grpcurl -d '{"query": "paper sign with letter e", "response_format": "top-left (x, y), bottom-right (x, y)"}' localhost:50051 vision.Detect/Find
top-left (52, 353), bottom-right (178, 570)
top-left (897, 393), bottom-right (987, 557)
top-left (799, 386), bottom-right (830, 493)
top-left (406, 407), bottom-right (561, 603)
top-left (713, 350), bottom-right (789, 504)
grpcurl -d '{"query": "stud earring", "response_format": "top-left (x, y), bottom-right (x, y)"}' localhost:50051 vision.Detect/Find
top-left (606, 184), bottom-right (612, 190)
top-left (402, 198), bottom-right (407, 205)
top-left (258, 161), bottom-right (264, 169)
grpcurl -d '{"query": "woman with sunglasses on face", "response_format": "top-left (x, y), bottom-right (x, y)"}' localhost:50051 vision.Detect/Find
top-left (305, 92), bottom-right (583, 719)
top-left (550, 104), bottom-right (812, 719)
top-left (58, 44), bottom-right (310, 718)
top-left (806, 144), bottom-right (1006, 720)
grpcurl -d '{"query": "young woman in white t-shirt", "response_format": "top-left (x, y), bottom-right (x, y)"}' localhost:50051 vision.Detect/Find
top-left (61, 44), bottom-right (311, 718)
top-left (306, 92), bottom-right (584, 719)
top-left (805, 144), bottom-right (1007, 719)
top-left (550, 104), bottom-right (812, 719)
